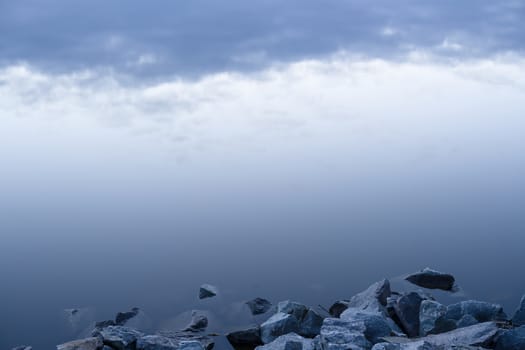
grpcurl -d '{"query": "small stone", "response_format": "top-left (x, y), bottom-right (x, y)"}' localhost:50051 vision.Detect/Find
top-left (405, 268), bottom-right (456, 291)
top-left (199, 284), bottom-right (218, 299)
top-left (247, 297), bottom-right (273, 315)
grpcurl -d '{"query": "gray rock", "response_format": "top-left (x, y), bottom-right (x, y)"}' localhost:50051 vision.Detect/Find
top-left (136, 335), bottom-right (178, 350)
top-left (261, 312), bottom-right (300, 344)
top-left (247, 298), bottom-right (273, 315)
top-left (419, 300), bottom-right (456, 336)
top-left (456, 315), bottom-right (478, 329)
top-left (320, 318), bottom-right (372, 350)
top-left (371, 344), bottom-right (401, 350)
top-left (405, 268), bottom-right (455, 291)
top-left (179, 341), bottom-right (205, 350)
top-left (11, 347), bottom-right (32, 350)
top-left (299, 308), bottom-right (324, 338)
top-left (340, 308), bottom-right (391, 344)
top-left (183, 311), bottom-right (208, 332)
top-left (278, 301), bottom-right (309, 321)
top-left (96, 326), bottom-right (144, 350)
top-left (446, 300), bottom-right (507, 323)
top-left (57, 337), bottom-right (103, 350)
top-left (394, 292), bottom-right (428, 337)
top-left (348, 279), bottom-right (391, 314)
top-left (495, 325), bottom-right (525, 350)
top-left (227, 326), bottom-right (263, 346)
top-left (95, 319), bottom-right (117, 329)
top-left (116, 307), bottom-right (140, 325)
top-left (155, 331), bottom-right (214, 350)
top-left (256, 333), bottom-right (316, 350)
top-left (328, 300), bottom-right (350, 318)
top-left (513, 295), bottom-right (525, 327)
top-left (199, 284), bottom-right (218, 299)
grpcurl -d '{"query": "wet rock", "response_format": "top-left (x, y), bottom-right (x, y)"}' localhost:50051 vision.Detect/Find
top-left (136, 335), bottom-right (180, 350)
top-left (405, 268), bottom-right (455, 291)
top-left (340, 308), bottom-right (391, 344)
top-left (261, 312), bottom-right (300, 344)
top-left (394, 292), bottom-right (429, 337)
top-left (495, 325), bottom-right (525, 350)
top-left (278, 301), bottom-right (308, 321)
top-left (199, 284), bottom-right (218, 299)
top-left (320, 318), bottom-right (371, 350)
top-left (95, 320), bottom-right (117, 329)
top-left (348, 279), bottom-right (391, 314)
top-left (56, 337), bottom-right (102, 350)
top-left (183, 311), bottom-right (208, 332)
top-left (247, 298), bottom-right (273, 315)
top-left (328, 300), bottom-right (350, 317)
top-left (156, 330), bottom-right (214, 350)
top-left (298, 308), bottom-right (324, 338)
top-left (227, 325), bottom-right (263, 346)
top-left (116, 307), bottom-right (141, 325)
top-left (11, 347), bottom-right (32, 350)
top-left (179, 341), bottom-right (205, 350)
top-left (446, 300), bottom-right (507, 323)
top-left (371, 344), bottom-right (400, 350)
top-left (456, 315), bottom-right (478, 328)
top-left (255, 333), bottom-right (316, 350)
top-left (95, 326), bottom-right (144, 350)
top-left (419, 300), bottom-right (456, 336)
top-left (513, 295), bottom-right (525, 327)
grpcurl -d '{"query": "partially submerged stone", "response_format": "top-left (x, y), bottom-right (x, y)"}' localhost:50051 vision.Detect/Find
top-left (513, 295), bottom-right (525, 327)
top-left (183, 311), bottom-right (208, 332)
top-left (116, 307), bottom-right (140, 325)
top-left (199, 284), bottom-right (218, 299)
top-left (260, 312), bottom-right (300, 344)
top-left (446, 300), bottom-right (507, 323)
top-left (495, 325), bottom-right (525, 350)
top-left (227, 325), bottom-right (263, 347)
top-left (405, 268), bottom-right (456, 291)
top-left (56, 337), bottom-right (102, 350)
top-left (247, 298), bottom-right (273, 315)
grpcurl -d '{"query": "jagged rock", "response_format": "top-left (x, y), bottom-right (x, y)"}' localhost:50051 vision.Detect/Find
top-left (495, 325), bottom-right (525, 350)
top-left (179, 341), bottom-right (205, 350)
top-left (56, 337), bottom-right (102, 350)
top-left (261, 312), bottom-right (300, 344)
top-left (340, 308), bottom-right (392, 344)
top-left (513, 295), bottom-right (525, 327)
top-left (456, 315), bottom-right (478, 328)
top-left (255, 333), bottom-right (317, 350)
top-left (328, 300), bottom-right (350, 317)
top-left (183, 311), bottom-right (208, 332)
top-left (419, 300), bottom-right (456, 336)
top-left (394, 292), bottom-right (430, 337)
top-left (349, 279), bottom-right (391, 314)
top-left (95, 326), bottom-right (144, 350)
top-left (199, 284), bottom-right (218, 299)
top-left (227, 326), bottom-right (263, 346)
top-left (278, 301), bottom-right (308, 321)
top-left (299, 308), bottom-right (324, 338)
top-left (320, 318), bottom-right (371, 350)
top-left (95, 320), bottom-right (117, 329)
top-left (156, 330), bottom-right (214, 350)
top-left (446, 300), bottom-right (507, 323)
top-left (405, 268), bottom-right (456, 291)
top-left (116, 307), bottom-right (140, 325)
top-left (247, 298), bottom-right (273, 315)
top-left (136, 335), bottom-right (189, 350)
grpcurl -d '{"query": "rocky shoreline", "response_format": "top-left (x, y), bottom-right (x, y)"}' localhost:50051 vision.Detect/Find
top-left (13, 268), bottom-right (525, 350)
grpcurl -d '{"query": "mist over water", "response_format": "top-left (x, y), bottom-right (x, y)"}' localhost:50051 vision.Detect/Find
top-left (1, 56), bottom-right (525, 348)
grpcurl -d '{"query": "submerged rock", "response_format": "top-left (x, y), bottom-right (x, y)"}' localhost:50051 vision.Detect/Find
top-left (247, 298), bottom-right (273, 315)
top-left (56, 337), bottom-right (102, 350)
top-left (405, 268), bottom-right (456, 291)
top-left (446, 300), bottom-right (507, 323)
top-left (116, 307), bottom-right (140, 326)
top-left (419, 300), bottom-right (456, 336)
top-left (255, 333), bottom-right (317, 350)
top-left (513, 295), bottom-right (525, 327)
top-left (227, 325), bottom-right (263, 346)
top-left (261, 312), bottom-right (300, 344)
top-left (495, 325), bottom-right (525, 350)
top-left (199, 284), bottom-right (218, 299)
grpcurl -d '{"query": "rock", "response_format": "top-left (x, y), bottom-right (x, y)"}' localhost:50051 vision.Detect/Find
top-left (299, 308), bottom-right (324, 338)
top-left (199, 284), bottom-right (218, 299)
top-left (495, 325), bottom-right (525, 350)
top-left (419, 300), bottom-right (456, 336)
top-left (116, 307), bottom-right (140, 325)
top-left (261, 312), bottom-right (300, 344)
top-left (95, 326), bottom-right (144, 350)
top-left (446, 300), bottom-right (507, 323)
top-left (11, 347), bottom-right (32, 350)
top-left (247, 298), bottom-right (273, 315)
top-left (255, 333), bottom-right (316, 350)
top-left (456, 315), bottom-right (478, 328)
top-left (513, 295), bottom-right (525, 326)
top-left (226, 326), bottom-right (263, 346)
top-left (340, 308), bottom-right (392, 344)
top-left (95, 320), bottom-right (117, 329)
top-left (405, 268), bottom-right (456, 291)
top-left (56, 337), bottom-right (103, 350)
top-left (320, 318), bottom-right (372, 350)
top-left (179, 341), bottom-right (205, 350)
top-left (328, 300), bottom-right (350, 317)
top-left (156, 330), bottom-right (214, 350)
top-left (394, 292), bottom-right (429, 337)
top-left (348, 279), bottom-right (391, 314)
top-left (278, 301), bottom-right (308, 321)
top-left (371, 344), bottom-right (401, 350)
top-left (183, 311), bottom-right (208, 332)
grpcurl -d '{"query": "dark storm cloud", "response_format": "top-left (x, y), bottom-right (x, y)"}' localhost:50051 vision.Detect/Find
top-left (0, 0), bottom-right (524, 76)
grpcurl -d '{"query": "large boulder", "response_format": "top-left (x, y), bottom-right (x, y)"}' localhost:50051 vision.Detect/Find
top-left (405, 268), bottom-right (455, 291)
top-left (340, 308), bottom-right (392, 344)
top-left (227, 326), bottom-right (263, 347)
top-left (320, 318), bottom-right (372, 350)
top-left (328, 279), bottom-right (391, 319)
top-left (513, 295), bottom-right (525, 327)
top-left (255, 333), bottom-right (317, 350)
top-left (95, 326), bottom-right (144, 350)
top-left (278, 301), bottom-right (309, 321)
top-left (247, 298), bottom-right (273, 315)
top-left (56, 337), bottom-right (102, 350)
top-left (136, 335), bottom-right (179, 350)
top-left (394, 292), bottom-right (430, 337)
top-left (155, 331), bottom-right (214, 350)
top-left (298, 309), bottom-right (324, 338)
top-left (419, 300), bottom-right (456, 336)
top-left (261, 312), bottom-right (300, 344)
top-left (495, 325), bottom-right (525, 350)
top-left (446, 300), bottom-right (507, 323)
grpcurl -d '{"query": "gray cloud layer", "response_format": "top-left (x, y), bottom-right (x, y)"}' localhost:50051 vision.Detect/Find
top-left (1, 0), bottom-right (524, 76)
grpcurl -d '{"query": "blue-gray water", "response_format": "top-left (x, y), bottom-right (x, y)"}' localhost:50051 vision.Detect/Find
top-left (1, 58), bottom-right (525, 349)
